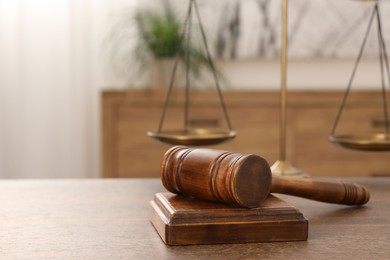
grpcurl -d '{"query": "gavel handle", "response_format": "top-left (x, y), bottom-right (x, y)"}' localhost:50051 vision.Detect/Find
top-left (271, 176), bottom-right (370, 205)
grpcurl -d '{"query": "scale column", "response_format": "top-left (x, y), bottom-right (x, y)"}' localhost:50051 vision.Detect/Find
top-left (271, 0), bottom-right (308, 178)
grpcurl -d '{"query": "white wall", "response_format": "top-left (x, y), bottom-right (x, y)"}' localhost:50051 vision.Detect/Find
top-left (0, 0), bottom-right (138, 178)
top-left (218, 58), bottom-right (382, 90)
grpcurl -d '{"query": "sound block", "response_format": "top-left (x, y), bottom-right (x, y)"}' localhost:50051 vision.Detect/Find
top-left (150, 193), bottom-right (308, 245)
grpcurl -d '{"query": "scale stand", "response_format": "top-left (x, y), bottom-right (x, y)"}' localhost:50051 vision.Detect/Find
top-left (271, 0), bottom-right (309, 178)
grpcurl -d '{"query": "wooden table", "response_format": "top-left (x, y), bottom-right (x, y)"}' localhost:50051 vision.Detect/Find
top-left (1, 178), bottom-right (389, 259)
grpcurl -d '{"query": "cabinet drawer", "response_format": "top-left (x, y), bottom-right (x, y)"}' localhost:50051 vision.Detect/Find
top-left (102, 90), bottom-right (390, 178)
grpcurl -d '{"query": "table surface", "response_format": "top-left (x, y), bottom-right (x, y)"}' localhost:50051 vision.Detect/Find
top-left (1, 178), bottom-right (389, 259)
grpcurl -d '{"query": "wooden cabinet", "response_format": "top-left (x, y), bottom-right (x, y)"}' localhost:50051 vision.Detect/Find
top-left (102, 89), bottom-right (390, 178)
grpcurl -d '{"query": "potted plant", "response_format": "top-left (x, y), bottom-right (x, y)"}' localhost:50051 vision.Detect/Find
top-left (104, 2), bottom-right (211, 89)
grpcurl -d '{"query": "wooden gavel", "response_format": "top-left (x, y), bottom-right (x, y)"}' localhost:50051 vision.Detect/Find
top-left (160, 146), bottom-right (370, 208)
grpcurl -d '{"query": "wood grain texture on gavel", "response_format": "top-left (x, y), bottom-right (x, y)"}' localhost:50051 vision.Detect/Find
top-left (160, 146), bottom-right (370, 208)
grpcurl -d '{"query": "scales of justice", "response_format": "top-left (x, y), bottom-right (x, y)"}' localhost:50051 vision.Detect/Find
top-left (148, 0), bottom-right (390, 177)
top-left (147, 0), bottom-right (376, 245)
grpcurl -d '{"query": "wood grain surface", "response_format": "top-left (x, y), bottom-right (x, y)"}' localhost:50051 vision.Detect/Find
top-left (102, 90), bottom-right (390, 178)
top-left (1, 178), bottom-right (389, 259)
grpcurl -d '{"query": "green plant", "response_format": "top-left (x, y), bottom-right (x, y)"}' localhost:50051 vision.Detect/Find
top-left (105, 2), bottom-right (220, 86)
top-left (135, 8), bottom-right (182, 59)
top-left (134, 5), bottom-right (212, 80)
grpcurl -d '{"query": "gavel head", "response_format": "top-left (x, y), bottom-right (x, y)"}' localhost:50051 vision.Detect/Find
top-left (160, 146), bottom-right (272, 208)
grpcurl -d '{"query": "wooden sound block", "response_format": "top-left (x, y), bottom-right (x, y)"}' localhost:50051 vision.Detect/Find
top-left (150, 193), bottom-right (308, 245)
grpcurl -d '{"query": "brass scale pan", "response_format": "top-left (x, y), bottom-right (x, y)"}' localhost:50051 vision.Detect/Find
top-left (329, 133), bottom-right (390, 151)
top-left (148, 0), bottom-right (235, 146)
top-left (147, 129), bottom-right (236, 146)
top-left (330, 2), bottom-right (390, 152)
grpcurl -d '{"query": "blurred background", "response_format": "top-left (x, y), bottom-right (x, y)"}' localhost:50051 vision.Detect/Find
top-left (0, 0), bottom-right (389, 178)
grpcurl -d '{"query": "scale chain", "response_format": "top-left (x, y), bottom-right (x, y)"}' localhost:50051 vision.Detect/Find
top-left (376, 4), bottom-right (390, 133)
top-left (193, 0), bottom-right (233, 131)
top-left (157, 0), bottom-right (233, 133)
top-left (330, 5), bottom-right (377, 136)
top-left (157, 2), bottom-right (193, 132)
